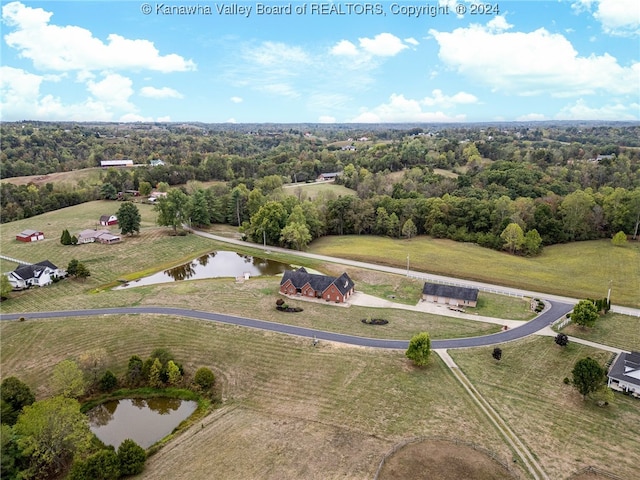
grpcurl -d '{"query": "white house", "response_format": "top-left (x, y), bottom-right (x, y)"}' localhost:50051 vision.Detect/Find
top-left (101, 159), bottom-right (133, 168)
top-left (8, 261), bottom-right (62, 290)
top-left (608, 351), bottom-right (640, 398)
top-left (77, 229), bottom-right (121, 244)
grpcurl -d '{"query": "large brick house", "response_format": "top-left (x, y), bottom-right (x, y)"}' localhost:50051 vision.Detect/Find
top-left (279, 267), bottom-right (355, 303)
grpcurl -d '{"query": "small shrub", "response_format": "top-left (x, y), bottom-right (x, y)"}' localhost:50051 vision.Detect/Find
top-left (118, 439), bottom-right (146, 476)
top-left (276, 298), bottom-right (285, 306)
top-left (563, 377), bottom-right (571, 385)
top-left (194, 367), bottom-right (215, 391)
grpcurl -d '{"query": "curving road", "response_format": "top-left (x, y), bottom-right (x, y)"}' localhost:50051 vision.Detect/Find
top-left (0, 300), bottom-right (573, 350)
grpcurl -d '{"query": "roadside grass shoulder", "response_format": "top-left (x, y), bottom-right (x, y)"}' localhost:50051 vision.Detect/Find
top-left (449, 337), bottom-right (640, 480)
top-left (309, 235), bottom-right (640, 307)
top-left (560, 312), bottom-right (640, 352)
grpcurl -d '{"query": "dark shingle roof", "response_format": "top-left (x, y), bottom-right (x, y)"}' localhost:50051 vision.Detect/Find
top-left (281, 268), bottom-right (354, 295)
top-left (12, 261), bottom-right (58, 281)
top-left (608, 351), bottom-right (640, 387)
top-left (422, 282), bottom-right (479, 302)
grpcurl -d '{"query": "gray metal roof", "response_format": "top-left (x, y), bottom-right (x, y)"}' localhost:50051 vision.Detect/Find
top-left (608, 351), bottom-right (640, 387)
top-left (422, 282), bottom-right (479, 302)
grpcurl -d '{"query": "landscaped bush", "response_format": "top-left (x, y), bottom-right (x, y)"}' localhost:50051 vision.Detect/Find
top-left (194, 367), bottom-right (215, 391)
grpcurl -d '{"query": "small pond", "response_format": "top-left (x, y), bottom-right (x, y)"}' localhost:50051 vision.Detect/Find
top-left (88, 398), bottom-right (197, 449)
top-left (115, 250), bottom-right (292, 289)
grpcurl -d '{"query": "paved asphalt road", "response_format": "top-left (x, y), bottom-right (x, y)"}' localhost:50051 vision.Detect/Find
top-left (0, 300), bottom-right (573, 350)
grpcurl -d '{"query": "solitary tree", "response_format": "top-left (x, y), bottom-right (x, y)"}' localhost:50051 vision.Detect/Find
top-left (66, 259), bottom-right (79, 277)
top-left (75, 263), bottom-right (91, 281)
top-left (555, 333), bottom-right (569, 347)
top-left (492, 347), bottom-right (503, 361)
top-left (155, 189), bottom-right (191, 234)
top-left (405, 332), bottom-right (431, 366)
top-left (194, 367), bottom-right (215, 391)
top-left (611, 231), bottom-right (627, 246)
top-left (116, 202), bottom-right (141, 236)
top-left (572, 357), bottom-right (606, 400)
top-left (571, 300), bottom-right (599, 328)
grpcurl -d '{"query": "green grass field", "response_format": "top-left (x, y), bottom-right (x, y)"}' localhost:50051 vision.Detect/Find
top-left (560, 313), bottom-right (640, 352)
top-left (0, 167), bottom-right (104, 187)
top-left (308, 235), bottom-right (640, 307)
top-left (450, 337), bottom-right (640, 480)
top-left (0, 314), bottom-right (515, 479)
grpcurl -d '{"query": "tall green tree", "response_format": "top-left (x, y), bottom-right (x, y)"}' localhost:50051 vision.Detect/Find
top-left (572, 357), bottom-right (606, 400)
top-left (51, 360), bottom-right (86, 399)
top-left (155, 189), bottom-right (191, 233)
top-left (405, 332), bottom-right (431, 366)
top-left (500, 223), bottom-right (524, 254)
top-left (1, 377), bottom-right (35, 426)
top-left (280, 222), bottom-right (311, 250)
top-left (68, 449), bottom-right (120, 480)
top-left (190, 189), bottom-right (211, 227)
top-left (138, 181), bottom-right (152, 197)
top-left (401, 218), bottom-right (417, 239)
top-left (523, 229), bottom-right (543, 256)
top-left (14, 396), bottom-right (93, 480)
top-left (249, 201), bottom-right (288, 245)
top-left (1, 274), bottom-right (12, 299)
top-left (100, 183), bottom-right (118, 200)
top-left (116, 202), bottom-right (141, 235)
top-left (60, 229), bottom-right (72, 245)
top-left (117, 439), bottom-right (146, 476)
top-left (166, 360), bottom-right (182, 386)
top-left (571, 300), bottom-right (599, 328)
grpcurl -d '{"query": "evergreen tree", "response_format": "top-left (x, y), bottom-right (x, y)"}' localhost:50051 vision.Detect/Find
top-left (60, 229), bottom-right (72, 245)
top-left (116, 202), bottom-right (141, 235)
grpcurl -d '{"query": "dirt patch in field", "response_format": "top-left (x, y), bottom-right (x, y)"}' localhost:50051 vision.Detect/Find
top-left (567, 473), bottom-right (618, 480)
top-left (377, 439), bottom-right (517, 480)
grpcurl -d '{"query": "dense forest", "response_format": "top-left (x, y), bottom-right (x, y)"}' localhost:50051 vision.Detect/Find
top-left (2, 121), bottom-right (639, 253)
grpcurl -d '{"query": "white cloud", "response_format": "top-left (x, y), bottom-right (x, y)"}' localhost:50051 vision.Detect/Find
top-left (331, 33), bottom-right (410, 58)
top-left (0, 66), bottom-right (146, 121)
top-left (140, 86), bottom-right (184, 99)
top-left (260, 83), bottom-right (300, 98)
top-left (119, 113), bottom-right (152, 122)
top-left (330, 40), bottom-right (359, 56)
top-left (422, 89), bottom-right (478, 107)
top-left (230, 96), bottom-right (243, 103)
top-left (318, 115), bottom-right (336, 123)
top-left (157, 115), bottom-right (172, 122)
top-left (249, 41), bottom-right (309, 68)
top-left (87, 74), bottom-right (135, 110)
top-left (486, 15), bottom-right (512, 32)
top-left (516, 113), bottom-right (547, 121)
top-left (555, 99), bottom-right (640, 120)
top-left (405, 37), bottom-right (419, 46)
top-left (574, 0), bottom-right (640, 36)
top-left (358, 33), bottom-right (408, 57)
top-left (429, 23), bottom-right (639, 97)
top-left (351, 93), bottom-right (467, 122)
top-left (2, 1), bottom-right (196, 72)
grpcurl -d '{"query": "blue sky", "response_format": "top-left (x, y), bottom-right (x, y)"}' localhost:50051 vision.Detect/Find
top-left (1, 0), bottom-right (639, 123)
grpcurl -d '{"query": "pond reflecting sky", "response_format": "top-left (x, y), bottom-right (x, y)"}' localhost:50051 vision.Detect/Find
top-left (88, 398), bottom-right (197, 449)
top-left (115, 250), bottom-right (292, 289)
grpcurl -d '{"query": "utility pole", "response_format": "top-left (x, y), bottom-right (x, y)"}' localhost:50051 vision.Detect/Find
top-left (406, 254), bottom-right (410, 277)
top-left (607, 280), bottom-right (612, 304)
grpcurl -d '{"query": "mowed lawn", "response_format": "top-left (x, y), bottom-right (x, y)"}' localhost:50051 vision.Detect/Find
top-left (0, 315), bottom-right (518, 480)
top-left (0, 200), bottom-right (216, 289)
top-left (450, 337), bottom-right (640, 480)
top-left (283, 181), bottom-right (356, 201)
top-left (309, 235), bottom-right (640, 307)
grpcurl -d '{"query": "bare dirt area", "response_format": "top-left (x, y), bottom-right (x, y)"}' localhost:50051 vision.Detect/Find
top-left (377, 439), bottom-right (518, 480)
top-left (139, 406), bottom-right (392, 480)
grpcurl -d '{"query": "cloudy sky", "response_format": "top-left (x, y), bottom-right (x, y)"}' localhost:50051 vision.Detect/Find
top-left (1, 0), bottom-right (639, 123)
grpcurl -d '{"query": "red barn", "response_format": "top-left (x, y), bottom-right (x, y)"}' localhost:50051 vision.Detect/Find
top-left (99, 215), bottom-right (118, 226)
top-left (16, 229), bottom-right (45, 242)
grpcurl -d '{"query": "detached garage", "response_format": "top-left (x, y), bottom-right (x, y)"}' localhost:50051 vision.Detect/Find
top-left (422, 283), bottom-right (479, 307)
top-left (16, 229), bottom-right (45, 242)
